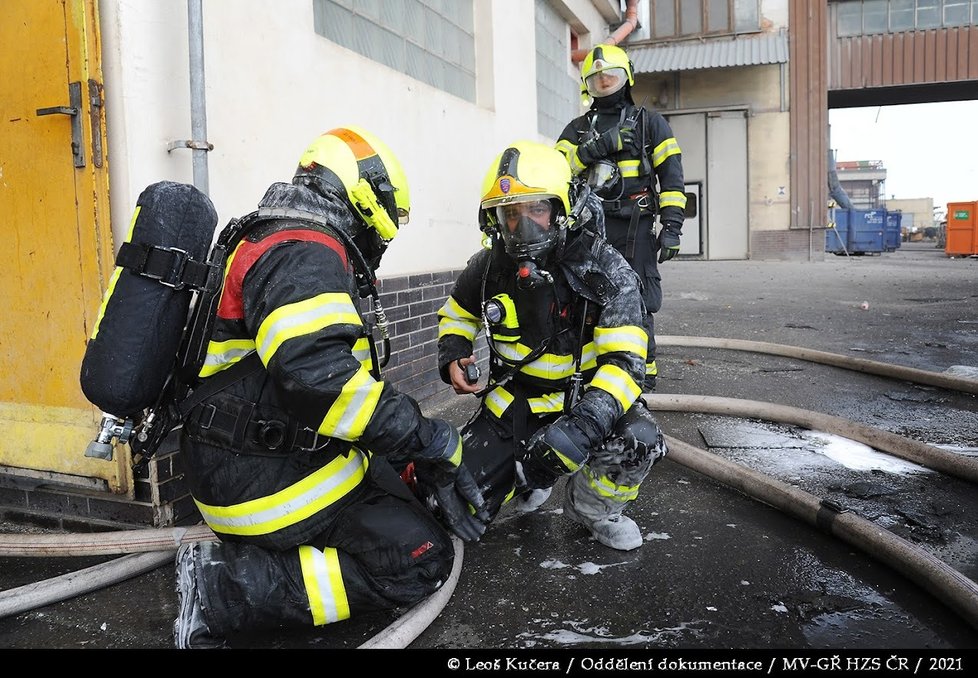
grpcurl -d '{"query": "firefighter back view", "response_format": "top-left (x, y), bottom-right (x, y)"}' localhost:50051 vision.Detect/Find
top-left (556, 44), bottom-right (687, 391)
top-left (173, 126), bottom-right (488, 649)
top-left (436, 140), bottom-right (668, 552)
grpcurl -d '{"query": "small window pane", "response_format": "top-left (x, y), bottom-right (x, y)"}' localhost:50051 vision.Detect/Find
top-left (837, 2), bottom-right (862, 36)
top-left (889, 0), bottom-right (914, 32)
top-left (680, 0), bottom-right (702, 34)
top-left (917, 0), bottom-right (941, 29)
top-left (654, 0), bottom-right (676, 37)
top-left (708, 0), bottom-right (730, 32)
top-left (862, 0), bottom-right (886, 34)
top-left (734, 0), bottom-right (759, 31)
top-left (944, 1), bottom-right (970, 26)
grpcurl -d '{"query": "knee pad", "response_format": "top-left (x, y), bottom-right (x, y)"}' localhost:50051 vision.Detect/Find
top-left (608, 400), bottom-right (667, 468)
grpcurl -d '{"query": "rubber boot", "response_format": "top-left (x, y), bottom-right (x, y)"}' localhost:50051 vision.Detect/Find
top-left (173, 542), bottom-right (228, 649)
top-left (563, 472), bottom-right (643, 551)
top-left (513, 487), bottom-right (552, 513)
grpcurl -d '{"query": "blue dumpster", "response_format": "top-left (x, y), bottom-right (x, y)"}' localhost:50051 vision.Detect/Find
top-left (885, 211), bottom-right (903, 251)
top-left (825, 209), bottom-right (886, 255)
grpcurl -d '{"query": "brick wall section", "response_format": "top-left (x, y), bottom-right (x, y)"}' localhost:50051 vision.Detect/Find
top-left (0, 268), bottom-right (483, 530)
top-left (751, 228), bottom-right (829, 261)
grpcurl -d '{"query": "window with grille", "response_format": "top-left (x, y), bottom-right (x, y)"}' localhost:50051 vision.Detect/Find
top-left (652, 0), bottom-right (760, 38)
top-left (834, 0), bottom-right (978, 36)
top-left (313, 0), bottom-right (476, 102)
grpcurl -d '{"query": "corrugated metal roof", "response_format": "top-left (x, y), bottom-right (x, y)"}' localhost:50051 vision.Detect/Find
top-left (629, 31), bottom-right (789, 74)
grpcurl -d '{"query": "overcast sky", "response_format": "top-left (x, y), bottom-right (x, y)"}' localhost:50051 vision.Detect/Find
top-left (828, 100), bottom-right (978, 216)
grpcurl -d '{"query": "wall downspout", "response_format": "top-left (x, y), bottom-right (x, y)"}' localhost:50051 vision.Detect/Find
top-left (187, 0), bottom-right (210, 194)
top-left (571, 0), bottom-right (639, 62)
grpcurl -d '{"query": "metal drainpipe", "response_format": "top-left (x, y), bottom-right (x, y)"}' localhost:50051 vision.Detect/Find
top-left (187, 0), bottom-right (209, 194)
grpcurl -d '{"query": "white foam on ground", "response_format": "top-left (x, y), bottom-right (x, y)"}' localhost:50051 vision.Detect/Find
top-left (800, 431), bottom-right (932, 475)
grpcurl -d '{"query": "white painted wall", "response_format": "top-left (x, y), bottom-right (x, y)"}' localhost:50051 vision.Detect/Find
top-left (99, 0), bottom-right (609, 277)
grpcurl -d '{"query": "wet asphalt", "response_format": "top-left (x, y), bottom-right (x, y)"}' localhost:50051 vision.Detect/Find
top-left (2, 241), bottom-right (977, 658)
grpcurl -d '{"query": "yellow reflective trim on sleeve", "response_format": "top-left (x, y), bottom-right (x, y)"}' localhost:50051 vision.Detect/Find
top-left (352, 336), bottom-right (372, 368)
top-left (593, 325), bottom-right (648, 360)
top-left (652, 137), bottom-right (681, 168)
top-left (659, 190), bottom-right (688, 209)
top-left (582, 466), bottom-right (640, 502)
top-left (580, 342), bottom-right (598, 371)
top-left (198, 340), bottom-right (258, 378)
top-left (256, 292), bottom-right (361, 364)
top-left (646, 359), bottom-right (658, 377)
top-left (437, 297), bottom-right (480, 341)
top-left (617, 159), bottom-right (640, 178)
top-left (555, 139), bottom-right (587, 175)
top-left (300, 545), bottom-right (350, 625)
top-left (589, 363), bottom-right (641, 410)
top-left (319, 366), bottom-right (384, 440)
top-left (195, 449), bottom-right (368, 536)
top-left (485, 386), bottom-right (514, 419)
top-left (447, 432), bottom-right (462, 467)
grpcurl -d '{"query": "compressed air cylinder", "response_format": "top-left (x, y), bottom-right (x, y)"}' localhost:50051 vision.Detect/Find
top-left (80, 181), bottom-right (218, 417)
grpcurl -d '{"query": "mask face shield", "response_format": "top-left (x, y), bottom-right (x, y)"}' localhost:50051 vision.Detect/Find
top-left (494, 199), bottom-right (558, 261)
top-left (585, 66), bottom-right (627, 98)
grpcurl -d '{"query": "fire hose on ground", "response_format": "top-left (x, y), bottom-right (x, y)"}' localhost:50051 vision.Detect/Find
top-left (1, 337), bottom-right (977, 642)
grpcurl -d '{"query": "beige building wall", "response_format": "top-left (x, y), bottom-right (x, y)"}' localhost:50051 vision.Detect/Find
top-left (887, 197), bottom-right (936, 233)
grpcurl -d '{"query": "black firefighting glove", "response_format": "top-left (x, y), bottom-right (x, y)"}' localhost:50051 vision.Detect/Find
top-left (522, 415), bottom-right (598, 489)
top-left (578, 124), bottom-right (636, 166)
top-left (657, 221), bottom-right (682, 263)
top-left (413, 418), bottom-right (490, 542)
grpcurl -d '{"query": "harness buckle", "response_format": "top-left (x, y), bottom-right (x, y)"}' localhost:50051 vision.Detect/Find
top-left (197, 404), bottom-right (216, 430)
top-left (146, 246), bottom-right (191, 289)
top-left (296, 428), bottom-right (323, 452)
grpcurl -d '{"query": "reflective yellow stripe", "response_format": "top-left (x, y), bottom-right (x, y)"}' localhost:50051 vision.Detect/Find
top-left (198, 339), bottom-right (257, 378)
top-left (485, 386), bottom-right (514, 419)
top-left (580, 342), bottom-right (598, 371)
top-left (447, 431), bottom-right (462, 467)
top-left (256, 292), bottom-right (361, 364)
top-left (646, 359), bottom-right (658, 376)
top-left (528, 391), bottom-right (565, 414)
top-left (300, 545), bottom-right (350, 625)
top-left (555, 449), bottom-right (584, 473)
top-left (196, 449), bottom-right (368, 536)
top-left (589, 363), bottom-right (641, 410)
top-left (555, 139), bottom-right (587, 175)
top-left (652, 137), bottom-right (681, 167)
top-left (582, 466), bottom-right (640, 502)
top-left (494, 343), bottom-right (575, 381)
top-left (91, 207), bottom-right (140, 340)
top-left (659, 190), bottom-right (687, 209)
top-left (437, 297), bottom-right (480, 341)
top-left (351, 336), bottom-right (372, 369)
top-left (594, 325), bottom-right (648, 361)
top-left (617, 158), bottom-right (640, 178)
top-left (319, 366), bottom-right (383, 440)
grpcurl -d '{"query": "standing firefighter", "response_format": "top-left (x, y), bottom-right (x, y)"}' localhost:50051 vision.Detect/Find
top-left (173, 126), bottom-right (488, 649)
top-left (435, 140), bottom-right (667, 551)
top-left (556, 43), bottom-right (687, 391)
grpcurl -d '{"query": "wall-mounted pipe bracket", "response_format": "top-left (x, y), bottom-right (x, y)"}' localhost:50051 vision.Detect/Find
top-left (166, 139), bottom-right (213, 152)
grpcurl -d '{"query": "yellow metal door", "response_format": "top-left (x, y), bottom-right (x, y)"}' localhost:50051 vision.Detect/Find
top-left (0, 0), bottom-right (131, 494)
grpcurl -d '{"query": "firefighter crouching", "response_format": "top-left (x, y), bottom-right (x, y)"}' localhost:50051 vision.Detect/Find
top-left (173, 126), bottom-right (488, 649)
top-left (435, 140), bottom-right (667, 552)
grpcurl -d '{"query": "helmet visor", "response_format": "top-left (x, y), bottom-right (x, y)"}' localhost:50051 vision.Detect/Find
top-left (495, 199), bottom-right (557, 259)
top-left (585, 66), bottom-right (627, 98)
